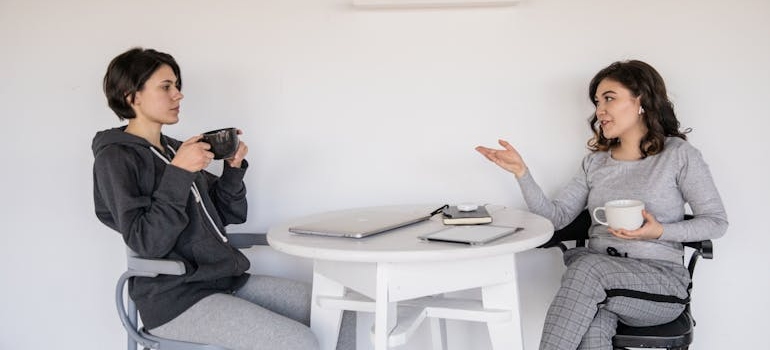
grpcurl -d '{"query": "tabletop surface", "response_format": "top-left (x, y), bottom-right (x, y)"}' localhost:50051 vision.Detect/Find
top-left (267, 204), bottom-right (554, 263)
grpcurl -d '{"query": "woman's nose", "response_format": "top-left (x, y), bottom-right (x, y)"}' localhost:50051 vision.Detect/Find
top-left (595, 104), bottom-right (605, 116)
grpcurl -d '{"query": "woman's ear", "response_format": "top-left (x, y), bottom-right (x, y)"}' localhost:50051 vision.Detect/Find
top-left (126, 91), bottom-right (139, 106)
top-left (636, 96), bottom-right (644, 115)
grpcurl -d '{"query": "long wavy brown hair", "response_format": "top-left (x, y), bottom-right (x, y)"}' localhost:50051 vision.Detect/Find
top-left (587, 60), bottom-right (689, 157)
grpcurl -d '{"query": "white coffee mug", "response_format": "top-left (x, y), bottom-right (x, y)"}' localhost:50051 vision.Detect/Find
top-left (592, 200), bottom-right (645, 230)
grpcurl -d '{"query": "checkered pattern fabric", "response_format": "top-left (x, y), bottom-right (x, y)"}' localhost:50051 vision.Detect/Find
top-left (539, 248), bottom-right (690, 350)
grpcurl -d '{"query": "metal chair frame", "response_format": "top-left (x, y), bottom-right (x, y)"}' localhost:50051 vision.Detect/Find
top-left (116, 233), bottom-right (268, 350)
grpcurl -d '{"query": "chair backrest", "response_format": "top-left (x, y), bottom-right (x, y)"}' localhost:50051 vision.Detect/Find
top-left (538, 210), bottom-right (593, 251)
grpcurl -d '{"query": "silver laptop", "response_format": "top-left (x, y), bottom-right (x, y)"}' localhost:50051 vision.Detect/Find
top-left (288, 210), bottom-right (432, 238)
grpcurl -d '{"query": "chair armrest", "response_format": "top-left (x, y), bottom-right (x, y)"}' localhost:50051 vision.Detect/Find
top-left (684, 239), bottom-right (713, 280)
top-left (124, 247), bottom-right (185, 277)
top-left (126, 256), bottom-right (185, 276)
top-left (683, 240), bottom-right (713, 259)
top-left (122, 234), bottom-right (268, 277)
top-left (228, 233), bottom-right (268, 249)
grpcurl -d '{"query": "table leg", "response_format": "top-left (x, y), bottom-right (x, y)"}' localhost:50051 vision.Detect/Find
top-left (374, 263), bottom-right (397, 350)
top-left (482, 280), bottom-right (523, 350)
top-left (429, 318), bottom-right (447, 350)
top-left (311, 269), bottom-right (345, 350)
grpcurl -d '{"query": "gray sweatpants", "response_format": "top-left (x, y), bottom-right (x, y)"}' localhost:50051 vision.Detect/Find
top-left (539, 247), bottom-right (690, 350)
top-left (150, 274), bottom-right (356, 350)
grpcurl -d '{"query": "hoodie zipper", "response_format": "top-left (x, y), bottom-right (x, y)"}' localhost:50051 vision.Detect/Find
top-left (149, 146), bottom-right (229, 243)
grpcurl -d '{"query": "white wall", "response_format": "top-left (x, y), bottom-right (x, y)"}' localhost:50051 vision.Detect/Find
top-left (1, 0), bottom-right (768, 349)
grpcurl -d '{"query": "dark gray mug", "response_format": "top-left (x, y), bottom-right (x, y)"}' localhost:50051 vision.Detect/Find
top-left (201, 127), bottom-right (239, 160)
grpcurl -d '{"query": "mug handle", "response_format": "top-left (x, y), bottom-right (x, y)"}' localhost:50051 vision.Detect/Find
top-left (592, 207), bottom-right (608, 226)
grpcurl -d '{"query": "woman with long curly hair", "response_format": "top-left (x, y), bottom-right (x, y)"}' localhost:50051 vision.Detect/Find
top-left (476, 60), bottom-right (727, 349)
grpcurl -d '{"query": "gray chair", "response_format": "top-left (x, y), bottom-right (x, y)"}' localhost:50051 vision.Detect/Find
top-left (116, 233), bottom-right (268, 350)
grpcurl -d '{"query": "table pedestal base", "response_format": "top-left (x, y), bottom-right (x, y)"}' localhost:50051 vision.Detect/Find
top-left (310, 254), bottom-right (524, 350)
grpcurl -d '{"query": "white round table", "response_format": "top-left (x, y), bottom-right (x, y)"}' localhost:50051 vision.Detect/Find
top-left (268, 204), bottom-right (553, 350)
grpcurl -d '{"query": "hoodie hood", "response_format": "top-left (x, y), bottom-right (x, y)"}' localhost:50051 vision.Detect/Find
top-left (92, 126), bottom-right (149, 156)
top-left (92, 126), bottom-right (178, 157)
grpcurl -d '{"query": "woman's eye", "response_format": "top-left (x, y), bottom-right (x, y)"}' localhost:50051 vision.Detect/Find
top-left (605, 96), bottom-right (614, 102)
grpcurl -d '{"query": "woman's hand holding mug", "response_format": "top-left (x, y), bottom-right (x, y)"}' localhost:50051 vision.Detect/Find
top-left (593, 200), bottom-right (663, 240)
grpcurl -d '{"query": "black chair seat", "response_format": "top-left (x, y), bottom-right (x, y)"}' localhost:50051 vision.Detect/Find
top-left (613, 309), bottom-right (694, 349)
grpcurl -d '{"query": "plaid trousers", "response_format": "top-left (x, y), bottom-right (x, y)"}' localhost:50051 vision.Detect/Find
top-left (539, 247), bottom-right (690, 350)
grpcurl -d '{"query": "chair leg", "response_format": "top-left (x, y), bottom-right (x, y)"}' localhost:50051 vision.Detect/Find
top-left (128, 300), bottom-right (138, 350)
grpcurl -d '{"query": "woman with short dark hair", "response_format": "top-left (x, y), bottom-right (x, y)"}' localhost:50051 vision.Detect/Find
top-left (93, 47), bottom-right (353, 350)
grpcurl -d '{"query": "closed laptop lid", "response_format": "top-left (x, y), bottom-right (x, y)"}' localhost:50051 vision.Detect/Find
top-left (288, 210), bottom-right (431, 238)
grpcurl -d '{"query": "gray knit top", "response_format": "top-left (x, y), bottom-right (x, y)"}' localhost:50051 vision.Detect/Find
top-left (518, 137), bottom-right (728, 263)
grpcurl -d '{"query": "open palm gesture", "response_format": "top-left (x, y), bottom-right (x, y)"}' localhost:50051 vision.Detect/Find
top-left (475, 139), bottom-right (528, 178)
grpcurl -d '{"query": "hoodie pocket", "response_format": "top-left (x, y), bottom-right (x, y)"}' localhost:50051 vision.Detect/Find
top-left (185, 238), bottom-right (244, 282)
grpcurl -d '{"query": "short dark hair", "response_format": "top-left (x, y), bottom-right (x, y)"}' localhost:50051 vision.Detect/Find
top-left (103, 47), bottom-right (182, 120)
top-left (587, 60), bottom-right (689, 157)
